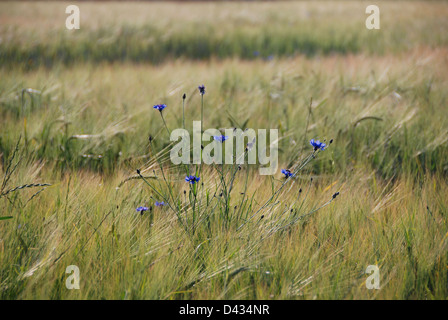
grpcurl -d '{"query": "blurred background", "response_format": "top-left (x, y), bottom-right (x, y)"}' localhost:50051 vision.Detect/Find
top-left (2, 1), bottom-right (447, 68)
top-left (1, 1), bottom-right (448, 300)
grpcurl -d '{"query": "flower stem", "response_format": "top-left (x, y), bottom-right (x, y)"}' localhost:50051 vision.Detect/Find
top-left (201, 94), bottom-right (204, 134)
top-left (182, 97), bottom-right (186, 130)
top-left (160, 111), bottom-right (170, 136)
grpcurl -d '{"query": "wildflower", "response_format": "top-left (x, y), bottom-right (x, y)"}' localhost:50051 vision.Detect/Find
top-left (310, 138), bottom-right (326, 151)
top-left (155, 201), bottom-right (165, 207)
top-left (185, 175), bottom-right (200, 184)
top-left (136, 206), bottom-right (149, 212)
top-left (281, 169), bottom-right (294, 178)
top-left (198, 84), bottom-right (206, 95)
top-left (213, 135), bottom-right (229, 143)
top-left (153, 104), bottom-right (167, 111)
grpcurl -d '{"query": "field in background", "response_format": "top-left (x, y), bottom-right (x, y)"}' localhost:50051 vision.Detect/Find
top-left (2, 1), bottom-right (448, 67)
top-left (1, 1), bottom-right (448, 299)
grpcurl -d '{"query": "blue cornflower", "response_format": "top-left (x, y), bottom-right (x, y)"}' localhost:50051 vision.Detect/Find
top-left (281, 169), bottom-right (294, 178)
top-left (136, 206), bottom-right (149, 212)
top-left (155, 201), bottom-right (165, 207)
top-left (310, 138), bottom-right (326, 151)
top-left (198, 85), bottom-right (206, 95)
top-left (185, 175), bottom-right (201, 184)
top-left (153, 104), bottom-right (167, 111)
top-left (213, 135), bottom-right (229, 143)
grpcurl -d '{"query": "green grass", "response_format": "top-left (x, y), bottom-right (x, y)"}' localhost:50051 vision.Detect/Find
top-left (1, 1), bottom-right (448, 69)
top-left (0, 1), bottom-right (448, 300)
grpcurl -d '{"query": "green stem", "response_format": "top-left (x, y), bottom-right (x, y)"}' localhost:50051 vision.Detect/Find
top-left (182, 97), bottom-right (186, 130)
top-left (160, 111), bottom-right (170, 136)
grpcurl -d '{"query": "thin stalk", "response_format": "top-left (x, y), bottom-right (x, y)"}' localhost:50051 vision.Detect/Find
top-left (160, 111), bottom-right (171, 136)
top-left (182, 94), bottom-right (186, 130)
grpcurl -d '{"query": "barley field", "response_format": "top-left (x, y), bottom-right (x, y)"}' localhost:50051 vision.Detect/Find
top-left (1, 1), bottom-right (448, 300)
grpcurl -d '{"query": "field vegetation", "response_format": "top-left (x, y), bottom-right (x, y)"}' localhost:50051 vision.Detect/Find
top-left (0, 1), bottom-right (447, 299)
